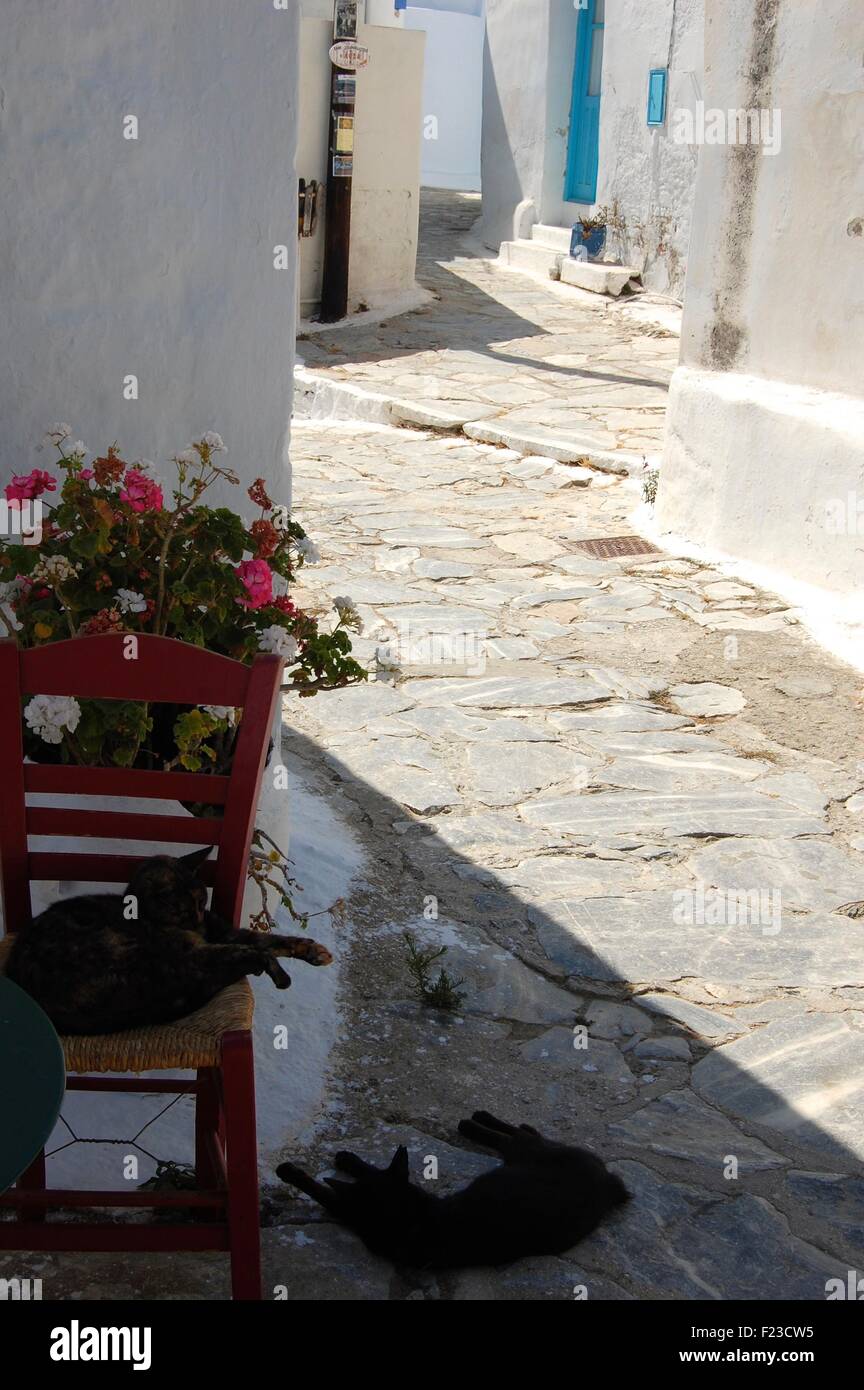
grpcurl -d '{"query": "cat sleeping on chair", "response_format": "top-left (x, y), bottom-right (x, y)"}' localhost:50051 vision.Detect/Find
top-left (5, 846), bottom-right (332, 1034)
top-left (277, 1111), bottom-right (628, 1268)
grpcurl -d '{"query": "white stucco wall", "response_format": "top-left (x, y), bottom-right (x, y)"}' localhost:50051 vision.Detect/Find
top-left (658, 0), bottom-right (864, 602)
top-left (478, 0), bottom-right (553, 247)
top-left (405, 8), bottom-right (484, 191)
top-left (0, 0), bottom-right (299, 507)
top-left (298, 19), bottom-right (425, 316)
top-left (595, 0), bottom-right (703, 298)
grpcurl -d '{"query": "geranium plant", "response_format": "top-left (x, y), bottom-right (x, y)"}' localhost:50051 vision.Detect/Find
top-left (0, 426), bottom-right (365, 930)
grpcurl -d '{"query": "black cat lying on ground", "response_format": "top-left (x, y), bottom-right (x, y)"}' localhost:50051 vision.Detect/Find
top-left (6, 846), bottom-right (332, 1034)
top-left (277, 1110), bottom-right (628, 1268)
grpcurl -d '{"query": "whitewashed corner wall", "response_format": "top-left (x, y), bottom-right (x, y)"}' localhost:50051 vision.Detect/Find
top-left (0, 0), bottom-right (299, 510)
top-left (657, 0), bottom-right (864, 599)
top-left (298, 20), bottom-right (425, 318)
top-left (478, 0), bottom-right (554, 250)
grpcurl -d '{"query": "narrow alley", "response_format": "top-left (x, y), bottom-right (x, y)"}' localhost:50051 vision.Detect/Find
top-left (272, 194), bottom-right (864, 1299)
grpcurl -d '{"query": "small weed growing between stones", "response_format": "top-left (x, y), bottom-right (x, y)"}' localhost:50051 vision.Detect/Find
top-left (642, 466), bottom-right (660, 506)
top-left (402, 932), bottom-right (466, 1011)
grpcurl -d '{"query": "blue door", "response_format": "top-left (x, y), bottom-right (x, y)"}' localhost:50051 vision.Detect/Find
top-left (565, 0), bottom-right (605, 204)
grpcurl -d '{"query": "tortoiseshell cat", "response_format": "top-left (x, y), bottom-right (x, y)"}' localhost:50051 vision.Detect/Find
top-left (277, 1111), bottom-right (629, 1268)
top-left (6, 847), bottom-right (332, 1034)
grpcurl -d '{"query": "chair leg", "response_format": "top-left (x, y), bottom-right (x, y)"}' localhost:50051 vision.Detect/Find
top-left (195, 1067), bottom-right (222, 1188)
top-left (17, 1149), bottom-right (47, 1223)
top-left (221, 1031), bottom-right (262, 1301)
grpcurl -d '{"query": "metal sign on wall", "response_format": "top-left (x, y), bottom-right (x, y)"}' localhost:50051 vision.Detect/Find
top-left (333, 0), bottom-right (358, 41)
top-left (329, 40), bottom-right (369, 71)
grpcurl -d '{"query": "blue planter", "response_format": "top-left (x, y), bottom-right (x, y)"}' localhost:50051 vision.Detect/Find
top-left (570, 223), bottom-right (607, 262)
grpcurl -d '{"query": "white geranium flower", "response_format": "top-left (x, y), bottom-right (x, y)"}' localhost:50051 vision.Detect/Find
top-left (24, 694), bottom-right (81, 745)
top-left (65, 440), bottom-right (88, 458)
top-left (201, 704), bottom-right (236, 725)
top-left (333, 595), bottom-right (362, 632)
top-left (130, 458), bottom-right (157, 472)
top-left (115, 588), bottom-right (148, 614)
top-left (43, 423), bottom-right (72, 447)
top-left (257, 625), bottom-right (299, 660)
top-left (175, 449), bottom-right (199, 467)
top-left (200, 432), bottom-right (227, 453)
top-left (32, 555), bottom-right (78, 586)
top-left (0, 577), bottom-right (25, 602)
top-left (296, 536), bottom-right (320, 564)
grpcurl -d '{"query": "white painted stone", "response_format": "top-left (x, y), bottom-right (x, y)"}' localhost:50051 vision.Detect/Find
top-left (559, 258), bottom-right (637, 298)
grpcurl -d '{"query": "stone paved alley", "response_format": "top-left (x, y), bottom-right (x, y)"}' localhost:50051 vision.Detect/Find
top-left (281, 194), bottom-right (864, 1300)
top-left (14, 194), bottom-right (864, 1301)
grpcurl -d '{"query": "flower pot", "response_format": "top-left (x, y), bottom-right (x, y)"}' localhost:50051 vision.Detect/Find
top-left (570, 223), bottom-right (607, 263)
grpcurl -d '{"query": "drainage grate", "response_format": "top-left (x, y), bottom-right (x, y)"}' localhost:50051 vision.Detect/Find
top-left (572, 535), bottom-right (662, 559)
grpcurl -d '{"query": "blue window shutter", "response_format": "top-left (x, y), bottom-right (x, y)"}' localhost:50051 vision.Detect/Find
top-left (647, 69), bottom-right (668, 127)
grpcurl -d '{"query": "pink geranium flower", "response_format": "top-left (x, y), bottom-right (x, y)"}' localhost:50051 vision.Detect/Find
top-left (120, 468), bottom-right (164, 512)
top-left (79, 469), bottom-right (95, 481)
top-left (4, 469), bottom-right (58, 502)
top-left (234, 558), bottom-right (273, 610)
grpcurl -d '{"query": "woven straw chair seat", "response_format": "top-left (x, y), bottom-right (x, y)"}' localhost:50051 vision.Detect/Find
top-left (0, 936), bottom-right (254, 1072)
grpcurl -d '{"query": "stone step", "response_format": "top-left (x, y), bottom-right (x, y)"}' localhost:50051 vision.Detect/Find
top-left (530, 223), bottom-right (574, 253)
top-left (497, 238), bottom-right (562, 279)
top-left (559, 257), bottom-right (638, 298)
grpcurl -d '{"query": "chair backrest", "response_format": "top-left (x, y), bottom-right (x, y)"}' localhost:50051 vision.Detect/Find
top-left (0, 634), bottom-right (284, 932)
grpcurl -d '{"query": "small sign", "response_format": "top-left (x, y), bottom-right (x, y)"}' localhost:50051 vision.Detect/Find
top-left (335, 116), bottom-right (355, 154)
top-left (333, 0), bottom-right (358, 41)
top-left (333, 154), bottom-right (353, 178)
top-left (334, 73), bottom-right (356, 105)
top-left (330, 40), bottom-right (369, 71)
top-left (647, 68), bottom-right (668, 127)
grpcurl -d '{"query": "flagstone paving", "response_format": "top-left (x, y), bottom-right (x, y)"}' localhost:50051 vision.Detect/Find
top-left (271, 409), bottom-right (864, 1300)
top-left (295, 190), bottom-right (679, 471)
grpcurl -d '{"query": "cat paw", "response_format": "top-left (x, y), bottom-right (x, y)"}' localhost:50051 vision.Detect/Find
top-left (304, 941), bottom-right (333, 967)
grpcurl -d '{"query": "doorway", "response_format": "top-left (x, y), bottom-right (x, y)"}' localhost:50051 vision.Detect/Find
top-left (564, 0), bottom-right (605, 204)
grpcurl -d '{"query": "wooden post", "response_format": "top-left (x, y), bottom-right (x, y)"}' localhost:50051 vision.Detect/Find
top-left (320, 4), bottom-right (360, 323)
top-left (319, 64), bottom-right (354, 323)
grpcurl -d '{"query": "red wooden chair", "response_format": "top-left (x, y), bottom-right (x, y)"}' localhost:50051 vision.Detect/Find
top-left (0, 633), bottom-right (284, 1300)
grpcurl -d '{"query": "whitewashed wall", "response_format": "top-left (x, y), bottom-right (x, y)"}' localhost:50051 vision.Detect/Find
top-left (0, 0), bottom-right (299, 508)
top-left (298, 19), bottom-right (425, 317)
top-left (405, 7), bottom-right (483, 191)
top-left (595, 0), bottom-right (703, 298)
top-left (478, 0), bottom-right (553, 248)
top-left (658, 0), bottom-right (864, 599)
